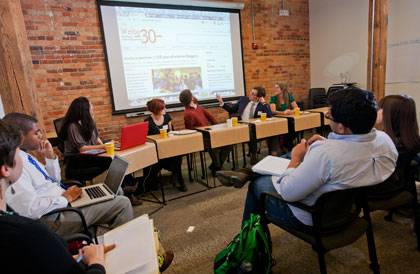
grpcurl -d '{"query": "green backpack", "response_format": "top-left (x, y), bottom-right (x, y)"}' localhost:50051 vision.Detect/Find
top-left (214, 214), bottom-right (272, 274)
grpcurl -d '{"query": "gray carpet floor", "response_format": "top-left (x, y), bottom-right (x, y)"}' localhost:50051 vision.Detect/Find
top-left (133, 180), bottom-right (420, 274)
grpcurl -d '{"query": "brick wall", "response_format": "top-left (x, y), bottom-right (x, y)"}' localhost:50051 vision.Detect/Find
top-left (21, 0), bottom-right (309, 140)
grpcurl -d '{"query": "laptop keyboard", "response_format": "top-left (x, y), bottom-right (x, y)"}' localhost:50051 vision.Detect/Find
top-left (86, 186), bottom-right (107, 199)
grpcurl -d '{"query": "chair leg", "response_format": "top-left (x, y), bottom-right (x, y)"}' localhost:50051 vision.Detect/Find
top-left (187, 154), bottom-right (193, 182)
top-left (317, 251), bottom-right (327, 274)
top-left (242, 143), bottom-right (247, 168)
top-left (364, 211), bottom-right (380, 274)
top-left (411, 198), bottom-right (420, 251)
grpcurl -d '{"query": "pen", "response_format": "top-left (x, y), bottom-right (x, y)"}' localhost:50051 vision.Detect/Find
top-left (76, 254), bottom-right (84, 263)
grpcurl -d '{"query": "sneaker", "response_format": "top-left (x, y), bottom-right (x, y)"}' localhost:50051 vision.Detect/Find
top-left (158, 250), bottom-right (174, 272)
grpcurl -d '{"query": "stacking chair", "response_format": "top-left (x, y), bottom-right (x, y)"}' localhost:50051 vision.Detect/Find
top-left (261, 188), bottom-right (379, 274)
top-left (308, 88), bottom-right (328, 109)
top-left (41, 206), bottom-right (98, 244)
top-left (367, 150), bottom-right (420, 250)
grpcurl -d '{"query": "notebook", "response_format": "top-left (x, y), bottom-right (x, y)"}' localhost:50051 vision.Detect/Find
top-left (70, 156), bottom-right (129, 208)
top-left (100, 214), bottom-right (159, 274)
top-left (251, 156), bottom-right (291, 176)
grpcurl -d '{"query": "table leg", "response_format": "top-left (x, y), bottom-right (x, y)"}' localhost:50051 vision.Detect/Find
top-left (242, 143), bottom-right (247, 168)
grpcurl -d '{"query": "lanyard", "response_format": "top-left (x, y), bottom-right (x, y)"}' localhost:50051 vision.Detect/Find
top-left (27, 154), bottom-right (67, 189)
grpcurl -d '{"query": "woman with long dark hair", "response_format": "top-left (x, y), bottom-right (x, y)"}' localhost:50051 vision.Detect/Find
top-left (60, 97), bottom-right (106, 153)
top-left (372, 94), bottom-right (420, 197)
top-left (376, 95), bottom-right (420, 153)
top-left (59, 97), bottom-right (112, 185)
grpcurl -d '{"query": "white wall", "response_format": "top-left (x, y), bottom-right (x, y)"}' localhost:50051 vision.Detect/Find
top-left (309, 0), bottom-right (369, 90)
top-left (386, 0), bottom-right (420, 123)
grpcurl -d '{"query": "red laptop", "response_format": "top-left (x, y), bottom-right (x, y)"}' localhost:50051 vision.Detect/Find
top-left (119, 122), bottom-right (148, 150)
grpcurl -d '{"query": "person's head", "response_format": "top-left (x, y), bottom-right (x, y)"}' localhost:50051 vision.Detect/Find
top-left (179, 89), bottom-right (193, 107)
top-left (328, 87), bottom-right (377, 135)
top-left (3, 113), bottom-right (41, 151)
top-left (377, 95), bottom-right (420, 151)
top-left (147, 99), bottom-right (166, 116)
top-left (249, 87), bottom-right (266, 102)
top-left (0, 120), bottom-right (23, 185)
top-left (60, 96), bottom-right (96, 141)
top-left (274, 83), bottom-right (290, 104)
top-left (275, 83), bottom-right (288, 95)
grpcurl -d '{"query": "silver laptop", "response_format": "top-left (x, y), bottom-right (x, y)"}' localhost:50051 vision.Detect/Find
top-left (71, 156), bottom-right (129, 208)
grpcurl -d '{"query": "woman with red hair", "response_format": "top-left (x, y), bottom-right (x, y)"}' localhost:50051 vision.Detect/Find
top-left (137, 99), bottom-right (187, 194)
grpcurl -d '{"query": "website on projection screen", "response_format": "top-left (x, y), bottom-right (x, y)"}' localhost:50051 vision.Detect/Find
top-left (100, 5), bottom-right (245, 112)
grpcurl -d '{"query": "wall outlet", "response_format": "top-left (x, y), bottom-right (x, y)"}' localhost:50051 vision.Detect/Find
top-left (279, 9), bottom-right (290, 16)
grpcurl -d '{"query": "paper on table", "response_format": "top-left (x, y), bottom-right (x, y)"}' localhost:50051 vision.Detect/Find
top-left (171, 129), bottom-right (197, 135)
top-left (251, 155), bottom-right (291, 176)
top-left (104, 215), bottom-right (159, 274)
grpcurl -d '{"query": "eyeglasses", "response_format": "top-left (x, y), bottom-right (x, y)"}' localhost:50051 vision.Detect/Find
top-left (325, 112), bottom-right (334, 121)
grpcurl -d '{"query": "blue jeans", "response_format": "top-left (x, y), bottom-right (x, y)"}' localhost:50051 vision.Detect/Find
top-left (242, 175), bottom-right (310, 232)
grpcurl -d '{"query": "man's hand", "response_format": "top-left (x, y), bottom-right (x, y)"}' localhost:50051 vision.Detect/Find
top-left (288, 139), bottom-right (308, 168)
top-left (63, 185), bottom-right (82, 203)
top-left (39, 139), bottom-right (56, 159)
top-left (216, 95), bottom-right (224, 105)
top-left (307, 134), bottom-right (326, 145)
top-left (258, 97), bottom-right (266, 104)
top-left (80, 243), bottom-right (116, 266)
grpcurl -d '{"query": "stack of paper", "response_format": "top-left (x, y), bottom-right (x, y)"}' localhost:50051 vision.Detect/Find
top-left (251, 156), bottom-right (291, 176)
top-left (103, 214), bottom-right (159, 274)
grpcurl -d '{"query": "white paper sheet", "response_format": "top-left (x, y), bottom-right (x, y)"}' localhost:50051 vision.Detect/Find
top-left (251, 156), bottom-right (291, 176)
top-left (103, 215), bottom-right (159, 274)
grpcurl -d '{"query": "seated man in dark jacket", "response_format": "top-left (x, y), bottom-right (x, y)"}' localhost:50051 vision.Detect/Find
top-left (216, 87), bottom-right (279, 163)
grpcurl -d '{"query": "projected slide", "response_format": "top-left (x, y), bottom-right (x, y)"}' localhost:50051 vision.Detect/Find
top-left (100, 5), bottom-right (245, 112)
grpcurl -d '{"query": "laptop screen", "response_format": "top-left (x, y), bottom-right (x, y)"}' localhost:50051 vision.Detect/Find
top-left (104, 156), bottom-right (129, 194)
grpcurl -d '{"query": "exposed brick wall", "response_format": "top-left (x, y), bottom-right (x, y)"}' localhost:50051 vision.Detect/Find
top-left (21, 0), bottom-right (309, 140)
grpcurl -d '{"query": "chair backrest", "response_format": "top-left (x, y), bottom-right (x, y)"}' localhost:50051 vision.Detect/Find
top-left (312, 188), bottom-right (361, 234)
top-left (53, 117), bottom-right (65, 153)
top-left (53, 117), bottom-right (64, 136)
top-left (308, 88), bottom-right (328, 109)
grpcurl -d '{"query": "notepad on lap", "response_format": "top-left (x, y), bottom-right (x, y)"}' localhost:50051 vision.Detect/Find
top-left (252, 156), bottom-right (291, 176)
top-left (102, 215), bottom-right (159, 274)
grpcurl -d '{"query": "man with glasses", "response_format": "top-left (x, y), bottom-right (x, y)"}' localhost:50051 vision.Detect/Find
top-left (216, 87), bottom-right (275, 164)
top-left (224, 87), bottom-right (398, 232)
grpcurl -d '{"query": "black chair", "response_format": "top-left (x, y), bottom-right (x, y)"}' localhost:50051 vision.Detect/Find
top-left (308, 88), bottom-right (328, 109)
top-left (41, 207), bottom-right (98, 244)
top-left (261, 188), bottom-right (379, 274)
top-left (367, 150), bottom-right (420, 250)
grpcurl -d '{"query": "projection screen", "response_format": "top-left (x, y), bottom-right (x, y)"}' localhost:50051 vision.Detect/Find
top-left (98, 0), bottom-right (246, 114)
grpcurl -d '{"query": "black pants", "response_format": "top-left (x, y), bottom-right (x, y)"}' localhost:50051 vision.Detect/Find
top-left (208, 145), bottom-right (233, 170)
top-left (65, 154), bottom-right (112, 182)
top-left (136, 156), bottom-right (184, 193)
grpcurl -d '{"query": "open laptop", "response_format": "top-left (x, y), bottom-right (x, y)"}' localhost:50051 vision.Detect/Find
top-left (71, 156), bottom-right (129, 208)
top-left (117, 122), bottom-right (148, 151)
